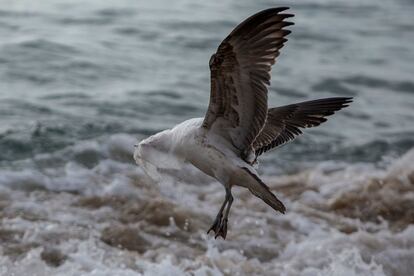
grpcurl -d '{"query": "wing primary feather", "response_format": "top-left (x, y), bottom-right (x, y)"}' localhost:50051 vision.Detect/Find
top-left (252, 97), bottom-right (353, 158)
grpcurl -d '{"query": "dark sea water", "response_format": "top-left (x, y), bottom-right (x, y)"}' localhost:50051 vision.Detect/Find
top-left (0, 0), bottom-right (413, 275)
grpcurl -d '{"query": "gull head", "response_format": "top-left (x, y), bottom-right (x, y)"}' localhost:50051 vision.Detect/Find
top-left (134, 134), bottom-right (162, 166)
top-left (134, 136), bottom-right (162, 181)
top-left (133, 130), bottom-right (176, 180)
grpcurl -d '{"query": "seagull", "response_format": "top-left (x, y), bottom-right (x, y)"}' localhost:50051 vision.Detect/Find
top-left (134, 7), bottom-right (352, 239)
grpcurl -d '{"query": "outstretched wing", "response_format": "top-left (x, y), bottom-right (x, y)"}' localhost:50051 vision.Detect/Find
top-left (253, 97), bottom-right (353, 157)
top-left (202, 8), bottom-right (294, 158)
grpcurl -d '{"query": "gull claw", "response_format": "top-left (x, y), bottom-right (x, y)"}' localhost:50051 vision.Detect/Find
top-left (207, 214), bottom-right (222, 235)
top-left (214, 219), bottom-right (228, 239)
top-left (208, 217), bottom-right (228, 239)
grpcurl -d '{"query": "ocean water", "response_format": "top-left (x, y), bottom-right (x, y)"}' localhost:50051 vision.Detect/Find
top-left (0, 0), bottom-right (413, 275)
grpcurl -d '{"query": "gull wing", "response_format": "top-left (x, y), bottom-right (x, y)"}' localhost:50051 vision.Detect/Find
top-left (202, 8), bottom-right (294, 158)
top-left (253, 97), bottom-right (353, 157)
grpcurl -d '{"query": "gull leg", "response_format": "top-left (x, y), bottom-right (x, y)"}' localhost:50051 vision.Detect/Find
top-left (215, 188), bottom-right (233, 239)
top-left (207, 193), bottom-right (228, 235)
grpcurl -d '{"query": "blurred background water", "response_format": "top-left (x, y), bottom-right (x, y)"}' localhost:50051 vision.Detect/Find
top-left (0, 0), bottom-right (413, 275)
top-left (1, 0), bottom-right (413, 173)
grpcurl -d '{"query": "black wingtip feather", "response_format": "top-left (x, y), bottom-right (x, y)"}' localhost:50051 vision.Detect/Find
top-left (284, 21), bottom-right (295, 27)
top-left (281, 14), bottom-right (295, 19)
top-left (273, 7), bottom-right (290, 13)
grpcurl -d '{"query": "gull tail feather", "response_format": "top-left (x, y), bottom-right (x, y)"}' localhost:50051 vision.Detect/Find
top-left (241, 167), bottom-right (286, 214)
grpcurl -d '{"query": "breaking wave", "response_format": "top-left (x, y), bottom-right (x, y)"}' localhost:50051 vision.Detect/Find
top-left (0, 134), bottom-right (413, 275)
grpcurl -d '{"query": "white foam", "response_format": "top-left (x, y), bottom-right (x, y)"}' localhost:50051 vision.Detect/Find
top-left (0, 135), bottom-right (413, 275)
